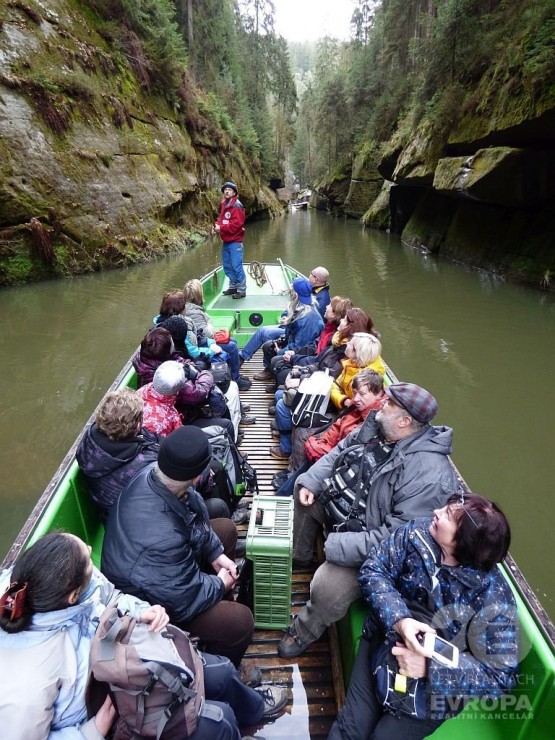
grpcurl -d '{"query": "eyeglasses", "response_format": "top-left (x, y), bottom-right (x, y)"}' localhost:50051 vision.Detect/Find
top-left (459, 491), bottom-right (479, 529)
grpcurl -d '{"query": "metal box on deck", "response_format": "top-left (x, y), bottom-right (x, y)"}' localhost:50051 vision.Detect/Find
top-left (245, 495), bottom-right (294, 629)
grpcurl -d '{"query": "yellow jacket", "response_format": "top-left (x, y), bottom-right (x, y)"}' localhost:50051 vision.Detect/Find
top-left (330, 356), bottom-right (386, 409)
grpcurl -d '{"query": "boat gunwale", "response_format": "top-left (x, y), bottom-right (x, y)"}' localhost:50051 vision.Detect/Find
top-left (2, 263), bottom-right (555, 663)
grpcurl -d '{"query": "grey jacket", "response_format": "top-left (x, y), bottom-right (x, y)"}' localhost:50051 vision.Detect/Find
top-left (295, 415), bottom-right (460, 568)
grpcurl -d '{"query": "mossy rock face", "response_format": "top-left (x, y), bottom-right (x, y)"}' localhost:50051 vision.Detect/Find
top-left (362, 182), bottom-right (392, 231)
top-left (402, 191), bottom-right (457, 253)
top-left (311, 174), bottom-right (351, 211)
top-left (391, 124), bottom-right (443, 187)
top-left (0, 0), bottom-right (282, 285)
top-left (434, 148), bottom-right (555, 207)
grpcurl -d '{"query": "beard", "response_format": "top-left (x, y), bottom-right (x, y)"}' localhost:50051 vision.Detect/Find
top-left (375, 409), bottom-right (396, 439)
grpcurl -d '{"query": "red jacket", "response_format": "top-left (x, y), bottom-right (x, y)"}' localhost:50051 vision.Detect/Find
top-left (216, 195), bottom-right (245, 243)
top-left (137, 384), bottom-right (182, 436)
top-left (304, 400), bottom-right (382, 463)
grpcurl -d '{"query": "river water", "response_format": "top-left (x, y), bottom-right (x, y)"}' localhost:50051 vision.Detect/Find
top-left (1, 209), bottom-right (554, 619)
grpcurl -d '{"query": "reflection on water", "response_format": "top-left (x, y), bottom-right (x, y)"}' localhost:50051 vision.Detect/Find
top-left (1, 210), bottom-right (554, 620)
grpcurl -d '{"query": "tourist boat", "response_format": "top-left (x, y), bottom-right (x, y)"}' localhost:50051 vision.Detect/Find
top-left (1, 261), bottom-right (554, 739)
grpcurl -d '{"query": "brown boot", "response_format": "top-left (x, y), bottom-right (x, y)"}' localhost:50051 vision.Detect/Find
top-left (253, 368), bottom-right (274, 381)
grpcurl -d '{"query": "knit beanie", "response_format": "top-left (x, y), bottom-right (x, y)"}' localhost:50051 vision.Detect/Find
top-left (292, 277), bottom-right (313, 305)
top-left (153, 360), bottom-right (185, 396)
top-left (221, 181), bottom-right (238, 194)
top-left (158, 427), bottom-right (212, 481)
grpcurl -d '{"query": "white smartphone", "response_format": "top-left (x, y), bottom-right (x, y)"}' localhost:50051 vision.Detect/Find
top-left (422, 632), bottom-right (459, 668)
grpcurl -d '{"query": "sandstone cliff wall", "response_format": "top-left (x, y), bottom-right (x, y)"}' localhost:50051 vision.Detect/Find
top-left (0, 0), bottom-right (283, 286)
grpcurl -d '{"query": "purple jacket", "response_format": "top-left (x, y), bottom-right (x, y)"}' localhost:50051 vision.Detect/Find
top-left (76, 423), bottom-right (161, 520)
top-left (132, 352), bottom-right (215, 411)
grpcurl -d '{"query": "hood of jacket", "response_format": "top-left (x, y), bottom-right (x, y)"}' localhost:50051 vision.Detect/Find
top-left (357, 413), bottom-right (454, 457)
top-left (140, 383), bottom-right (178, 406)
top-left (76, 424), bottom-right (159, 479)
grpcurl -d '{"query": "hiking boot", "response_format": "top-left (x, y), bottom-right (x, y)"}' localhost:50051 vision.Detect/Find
top-left (270, 420), bottom-right (279, 431)
top-left (240, 414), bottom-right (256, 426)
top-left (268, 405), bottom-right (276, 416)
top-left (232, 292), bottom-right (246, 300)
top-left (272, 471), bottom-right (290, 489)
top-left (223, 287), bottom-right (238, 296)
top-left (236, 433), bottom-right (244, 445)
top-left (235, 539), bottom-right (246, 557)
top-left (240, 402), bottom-right (251, 413)
top-left (270, 446), bottom-right (290, 460)
top-left (231, 508), bottom-right (249, 525)
top-left (278, 622), bottom-right (312, 659)
top-left (271, 429), bottom-right (280, 439)
top-left (254, 685), bottom-right (288, 718)
top-left (238, 661), bottom-right (262, 688)
top-left (253, 368), bottom-right (274, 381)
top-left (265, 384), bottom-right (277, 394)
top-left (237, 375), bottom-right (252, 391)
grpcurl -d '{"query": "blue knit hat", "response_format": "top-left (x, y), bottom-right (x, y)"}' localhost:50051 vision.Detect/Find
top-left (221, 181), bottom-right (238, 194)
top-left (292, 277), bottom-right (313, 305)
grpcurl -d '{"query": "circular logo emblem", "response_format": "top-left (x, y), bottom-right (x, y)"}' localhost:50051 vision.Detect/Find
top-left (224, 211), bottom-right (231, 219)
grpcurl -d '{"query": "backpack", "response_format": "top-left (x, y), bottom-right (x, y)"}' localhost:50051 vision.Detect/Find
top-left (209, 361), bottom-right (232, 394)
top-left (89, 606), bottom-right (205, 739)
top-left (200, 426), bottom-right (259, 511)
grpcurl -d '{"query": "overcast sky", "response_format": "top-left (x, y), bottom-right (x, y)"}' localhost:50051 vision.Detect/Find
top-left (274, 0), bottom-right (354, 42)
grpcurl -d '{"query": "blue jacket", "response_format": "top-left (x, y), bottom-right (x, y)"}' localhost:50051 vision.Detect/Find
top-left (101, 465), bottom-right (225, 625)
top-left (280, 306), bottom-right (324, 355)
top-left (312, 284), bottom-right (330, 319)
top-left (359, 519), bottom-right (519, 715)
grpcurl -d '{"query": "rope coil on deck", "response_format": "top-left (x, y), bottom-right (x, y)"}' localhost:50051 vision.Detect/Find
top-left (248, 261), bottom-right (269, 287)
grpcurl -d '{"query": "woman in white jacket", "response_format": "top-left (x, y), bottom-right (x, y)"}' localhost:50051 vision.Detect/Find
top-left (0, 532), bottom-right (168, 739)
top-left (0, 532), bottom-right (285, 739)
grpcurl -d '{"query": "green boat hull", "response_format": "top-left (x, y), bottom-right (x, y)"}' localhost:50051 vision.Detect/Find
top-left (2, 262), bottom-right (554, 738)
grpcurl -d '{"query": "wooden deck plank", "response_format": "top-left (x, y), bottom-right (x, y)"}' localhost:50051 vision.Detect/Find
top-left (233, 354), bottom-right (341, 738)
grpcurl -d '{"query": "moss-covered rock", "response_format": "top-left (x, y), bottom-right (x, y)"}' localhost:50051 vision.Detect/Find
top-left (0, 0), bottom-right (283, 287)
top-left (362, 182), bottom-right (392, 231)
top-left (434, 148), bottom-right (554, 207)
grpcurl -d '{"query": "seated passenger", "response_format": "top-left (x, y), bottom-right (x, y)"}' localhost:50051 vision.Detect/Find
top-left (255, 277), bottom-right (324, 384)
top-left (155, 313), bottom-right (247, 440)
top-left (329, 494), bottom-right (518, 740)
top-left (184, 278), bottom-right (251, 391)
top-left (133, 327), bottom-right (216, 422)
top-left (278, 382), bottom-right (460, 659)
top-left (154, 290), bottom-right (227, 364)
top-left (239, 276), bottom-right (324, 376)
top-left (0, 533), bottom-right (287, 740)
top-left (139, 360), bottom-right (236, 442)
top-left (270, 295), bottom-right (354, 387)
top-left (307, 266), bottom-right (331, 319)
top-left (138, 360), bottom-right (187, 436)
top-left (330, 332), bottom-right (385, 410)
top-left (272, 370), bottom-right (385, 486)
top-left (76, 388), bottom-right (160, 521)
top-left (269, 331), bottom-right (385, 462)
top-left (101, 426), bottom-right (255, 667)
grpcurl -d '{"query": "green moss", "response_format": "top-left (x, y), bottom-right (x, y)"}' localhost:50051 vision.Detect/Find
top-left (2, 256), bottom-right (34, 283)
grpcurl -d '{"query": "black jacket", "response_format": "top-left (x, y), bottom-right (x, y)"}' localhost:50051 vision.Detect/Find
top-left (101, 465), bottom-right (225, 624)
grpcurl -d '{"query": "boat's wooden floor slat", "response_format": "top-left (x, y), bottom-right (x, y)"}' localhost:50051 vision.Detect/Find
top-left (233, 355), bottom-right (339, 738)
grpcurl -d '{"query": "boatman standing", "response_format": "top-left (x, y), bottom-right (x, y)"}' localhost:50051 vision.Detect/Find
top-left (215, 181), bottom-right (247, 300)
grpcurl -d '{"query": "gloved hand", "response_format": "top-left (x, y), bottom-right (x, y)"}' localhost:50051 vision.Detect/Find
top-left (184, 363), bottom-right (199, 381)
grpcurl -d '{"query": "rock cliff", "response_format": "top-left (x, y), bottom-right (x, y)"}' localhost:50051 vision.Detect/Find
top-left (311, 6), bottom-right (555, 291)
top-left (0, 0), bottom-right (283, 286)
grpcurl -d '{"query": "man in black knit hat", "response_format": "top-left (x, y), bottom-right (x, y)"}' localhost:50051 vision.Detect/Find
top-left (102, 426), bottom-right (254, 667)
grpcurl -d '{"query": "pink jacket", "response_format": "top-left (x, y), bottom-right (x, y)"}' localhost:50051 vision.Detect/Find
top-left (137, 384), bottom-right (182, 436)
